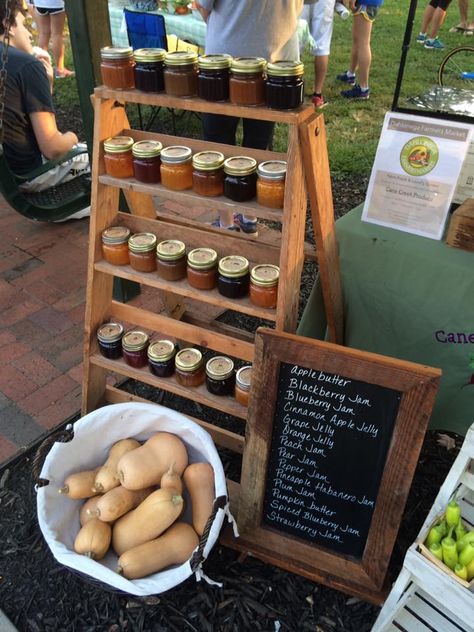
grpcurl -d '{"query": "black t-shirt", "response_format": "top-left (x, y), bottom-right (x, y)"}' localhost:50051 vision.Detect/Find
top-left (1, 44), bottom-right (54, 175)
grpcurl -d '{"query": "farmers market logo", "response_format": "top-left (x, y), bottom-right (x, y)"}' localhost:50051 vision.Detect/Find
top-left (400, 136), bottom-right (438, 176)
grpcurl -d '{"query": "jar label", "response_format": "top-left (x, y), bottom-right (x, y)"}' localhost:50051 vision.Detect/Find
top-left (130, 233), bottom-right (156, 248)
top-left (149, 340), bottom-right (175, 359)
top-left (176, 348), bottom-right (202, 369)
top-left (188, 248), bottom-right (217, 266)
top-left (98, 322), bottom-right (123, 340)
top-left (102, 226), bottom-right (130, 242)
top-left (219, 255), bottom-right (249, 275)
top-left (252, 264), bottom-right (280, 283)
top-left (207, 356), bottom-right (234, 377)
top-left (157, 240), bottom-right (185, 257)
top-left (123, 331), bottom-right (148, 347)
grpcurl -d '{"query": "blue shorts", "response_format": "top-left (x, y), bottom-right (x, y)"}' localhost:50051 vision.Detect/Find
top-left (353, 3), bottom-right (379, 21)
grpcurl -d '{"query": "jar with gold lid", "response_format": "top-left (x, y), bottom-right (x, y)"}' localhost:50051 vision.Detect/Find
top-left (97, 322), bottom-right (124, 360)
top-left (206, 355), bottom-right (235, 396)
top-left (132, 140), bottom-right (162, 183)
top-left (128, 232), bottom-right (157, 273)
top-left (229, 57), bottom-right (266, 106)
top-left (148, 339), bottom-right (177, 377)
top-left (256, 160), bottom-right (287, 209)
top-left (122, 330), bottom-right (149, 368)
top-left (223, 156), bottom-right (257, 202)
top-left (160, 145), bottom-right (193, 190)
top-left (101, 226), bottom-right (131, 266)
top-left (235, 365), bottom-right (252, 406)
top-left (218, 255), bottom-right (250, 299)
top-left (156, 239), bottom-right (186, 281)
top-left (134, 47), bottom-right (166, 93)
top-left (265, 60), bottom-right (304, 110)
top-left (250, 264), bottom-right (279, 309)
top-left (164, 51), bottom-right (198, 97)
top-left (103, 136), bottom-right (134, 178)
top-left (198, 54), bottom-right (232, 102)
top-left (100, 46), bottom-right (135, 90)
top-left (187, 247), bottom-right (218, 291)
top-left (192, 151), bottom-right (225, 197)
top-left (175, 348), bottom-right (205, 387)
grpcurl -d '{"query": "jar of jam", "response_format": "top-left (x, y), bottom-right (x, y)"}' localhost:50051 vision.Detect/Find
top-left (163, 51), bottom-right (198, 97)
top-left (175, 348), bottom-right (205, 387)
top-left (160, 145), bottom-right (193, 190)
top-left (218, 255), bottom-right (250, 299)
top-left (198, 54), bottom-right (232, 102)
top-left (128, 232), bottom-right (157, 273)
top-left (103, 136), bottom-right (135, 179)
top-left (206, 356), bottom-right (235, 396)
top-left (266, 60), bottom-right (304, 110)
top-left (134, 47), bottom-right (166, 93)
top-left (156, 239), bottom-right (187, 281)
top-left (122, 330), bottom-right (149, 368)
top-left (187, 248), bottom-right (218, 290)
top-left (223, 156), bottom-right (257, 202)
top-left (250, 264), bottom-right (279, 309)
top-left (235, 365), bottom-right (252, 406)
top-left (100, 46), bottom-right (135, 90)
top-left (229, 57), bottom-right (266, 106)
top-left (192, 151), bottom-right (225, 197)
top-left (256, 160), bottom-right (287, 209)
top-left (97, 322), bottom-right (124, 360)
top-left (101, 226), bottom-right (131, 266)
top-left (132, 140), bottom-right (162, 184)
top-left (147, 339), bottom-right (177, 377)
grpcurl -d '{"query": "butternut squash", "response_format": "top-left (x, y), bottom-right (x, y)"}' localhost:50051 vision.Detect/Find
top-left (117, 432), bottom-right (188, 490)
top-left (183, 462), bottom-right (215, 536)
top-left (93, 438), bottom-right (140, 493)
top-left (58, 468), bottom-right (100, 499)
top-left (80, 495), bottom-right (103, 526)
top-left (91, 485), bottom-right (154, 522)
top-left (112, 487), bottom-right (184, 556)
top-left (74, 519), bottom-right (112, 560)
top-left (160, 462), bottom-right (183, 495)
top-left (117, 522), bottom-right (199, 579)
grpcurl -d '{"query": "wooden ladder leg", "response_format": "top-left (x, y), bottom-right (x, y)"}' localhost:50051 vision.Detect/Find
top-left (371, 568), bottom-right (414, 632)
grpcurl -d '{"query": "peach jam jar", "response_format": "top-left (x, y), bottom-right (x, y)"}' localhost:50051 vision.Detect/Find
top-left (175, 348), bottom-right (205, 387)
top-left (235, 365), bottom-right (252, 406)
top-left (223, 156), bottom-right (257, 202)
top-left (128, 232), bottom-right (157, 273)
top-left (132, 140), bottom-right (162, 183)
top-left (133, 47), bottom-right (166, 93)
top-left (256, 160), bottom-right (287, 208)
top-left (192, 151), bottom-right (225, 197)
top-left (250, 264), bottom-right (279, 309)
top-left (160, 145), bottom-right (193, 190)
top-left (218, 255), bottom-right (250, 299)
top-left (206, 356), bottom-right (235, 396)
top-left (103, 136), bottom-right (134, 178)
top-left (100, 46), bottom-right (135, 90)
top-left (187, 247), bottom-right (218, 290)
top-left (163, 51), bottom-right (198, 97)
top-left (265, 60), bottom-right (304, 110)
top-left (229, 57), bottom-right (266, 106)
top-left (198, 54), bottom-right (232, 102)
top-left (101, 226), bottom-right (131, 266)
top-left (97, 322), bottom-right (124, 360)
top-left (122, 330), bottom-right (149, 368)
top-left (147, 339), bottom-right (177, 377)
top-left (156, 239), bottom-right (187, 281)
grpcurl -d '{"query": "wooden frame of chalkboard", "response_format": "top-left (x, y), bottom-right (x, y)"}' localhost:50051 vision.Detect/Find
top-left (235, 328), bottom-right (441, 602)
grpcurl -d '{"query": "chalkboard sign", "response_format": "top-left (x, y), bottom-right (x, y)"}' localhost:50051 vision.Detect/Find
top-left (263, 362), bottom-right (401, 557)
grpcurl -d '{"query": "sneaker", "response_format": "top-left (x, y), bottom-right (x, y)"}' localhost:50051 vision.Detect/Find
top-left (336, 71), bottom-right (356, 85)
top-left (341, 84), bottom-right (370, 100)
top-left (311, 93), bottom-right (328, 109)
top-left (416, 32), bottom-right (427, 44)
top-left (424, 37), bottom-right (445, 49)
top-left (209, 217), bottom-right (240, 231)
top-left (233, 213), bottom-right (258, 235)
top-left (54, 67), bottom-right (75, 78)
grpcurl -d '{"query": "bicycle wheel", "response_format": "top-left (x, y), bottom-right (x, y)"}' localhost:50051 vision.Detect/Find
top-left (438, 45), bottom-right (474, 89)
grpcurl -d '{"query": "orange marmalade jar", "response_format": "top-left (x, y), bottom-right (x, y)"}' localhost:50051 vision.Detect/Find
top-left (100, 46), bottom-right (135, 90)
top-left (101, 226), bottom-right (131, 265)
top-left (256, 160), bottom-right (287, 208)
top-left (249, 264), bottom-right (279, 308)
top-left (160, 145), bottom-right (193, 190)
top-left (103, 136), bottom-right (134, 178)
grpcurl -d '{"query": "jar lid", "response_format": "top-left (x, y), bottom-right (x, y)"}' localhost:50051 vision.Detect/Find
top-left (97, 322), bottom-right (124, 344)
top-left (236, 365), bottom-right (252, 390)
top-left (103, 136), bottom-right (134, 153)
top-left (122, 330), bottom-right (149, 351)
top-left (187, 247), bottom-right (218, 270)
top-left (175, 347), bottom-right (203, 372)
top-left (156, 239), bottom-right (186, 261)
top-left (192, 150), bottom-right (225, 171)
top-left (134, 47), bottom-right (166, 63)
top-left (223, 156), bottom-right (257, 176)
top-left (160, 145), bottom-right (193, 164)
top-left (218, 255), bottom-right (249, 278)
top-left (266, 60), bottom-right (304, 77)
top-left (148, 339), bottom-right (176, 362)
top-left (206, 355), bottom-right (234, 380)
top-left (101, 46), bottom-right (133, 60)
top-left (251, 264), bottom-right (280, 287)
top-left (231, 56), bottom-right (266, 74)
top-left (164, 51), bottom-right (198, 66)
top-left (198, 54), bottom-right (232, 70)
top-left (257, 160), bottom-right (287, 180)
top-left (128, 232), bottom-right (157, 253)
top-left (132, 140), bottom-right (163, 158)
top-left (101, 225), bottom-right (131, 245)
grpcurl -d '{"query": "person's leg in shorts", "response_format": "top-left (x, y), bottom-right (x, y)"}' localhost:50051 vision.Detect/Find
top-left (302, 0), bottom-right (335, 108)
top-left (35, 6), bottom-right (74, 76)
top-left (340, 3), bottom-right (377, 99)
top-left (417, 0), bottom-right (452, 47)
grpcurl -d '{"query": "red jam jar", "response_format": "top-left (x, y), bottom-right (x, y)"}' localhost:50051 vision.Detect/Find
top-left (101, 226), bottom-right (131, 266)
top-left (187, 247), bottom-right (218, 290)
top-left (235, 365), bottom-right (252, 406)
top-left (175, 348), bottom-right (205, 387)
top-left (147, 339), bottom-right (177, 377)
top-left (100, 46), bottom-right (135, 90)
top-left (192, 151), bottom-right (225, 197)
top-left (156, 239), bottom-right (187, 281)
top-left (103, 136), bottom-right (134, 178)
top-left (218, 255), bottom-right (250, 299)
top-left (250, 264), bottom-right (279, 309)
top-left (223, 156), bottom-right (257, 202)
top-left (128, 232), bottom-right (158, 273)
top-left (198, 54), bottom-right (232, 102)
top-left (205, 356), bottom-right (235, 396)
top-left (97, 322), bottom-right (124, 360)
top-left (122, 330), bottom-right (149, 368)
top-left (164, 51), bottom-right (198, 97)
top-left (160, 146), bottom-right (193, 190)
top-left (229, 57), bottom-right (266, 106)
top-left (256, 160), bottom-right (287, 209)
top-left (134, 47), bottom-right (166, 93)
top-left (132, 140), bottom-right (162, 183)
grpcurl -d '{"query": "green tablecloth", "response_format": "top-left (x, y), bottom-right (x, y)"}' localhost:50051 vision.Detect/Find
top-left (298, 205), bottom-right (474, 436)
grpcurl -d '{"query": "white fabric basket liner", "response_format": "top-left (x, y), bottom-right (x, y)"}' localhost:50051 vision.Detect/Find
top-left (36, 402), bottom-right (229, 596)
